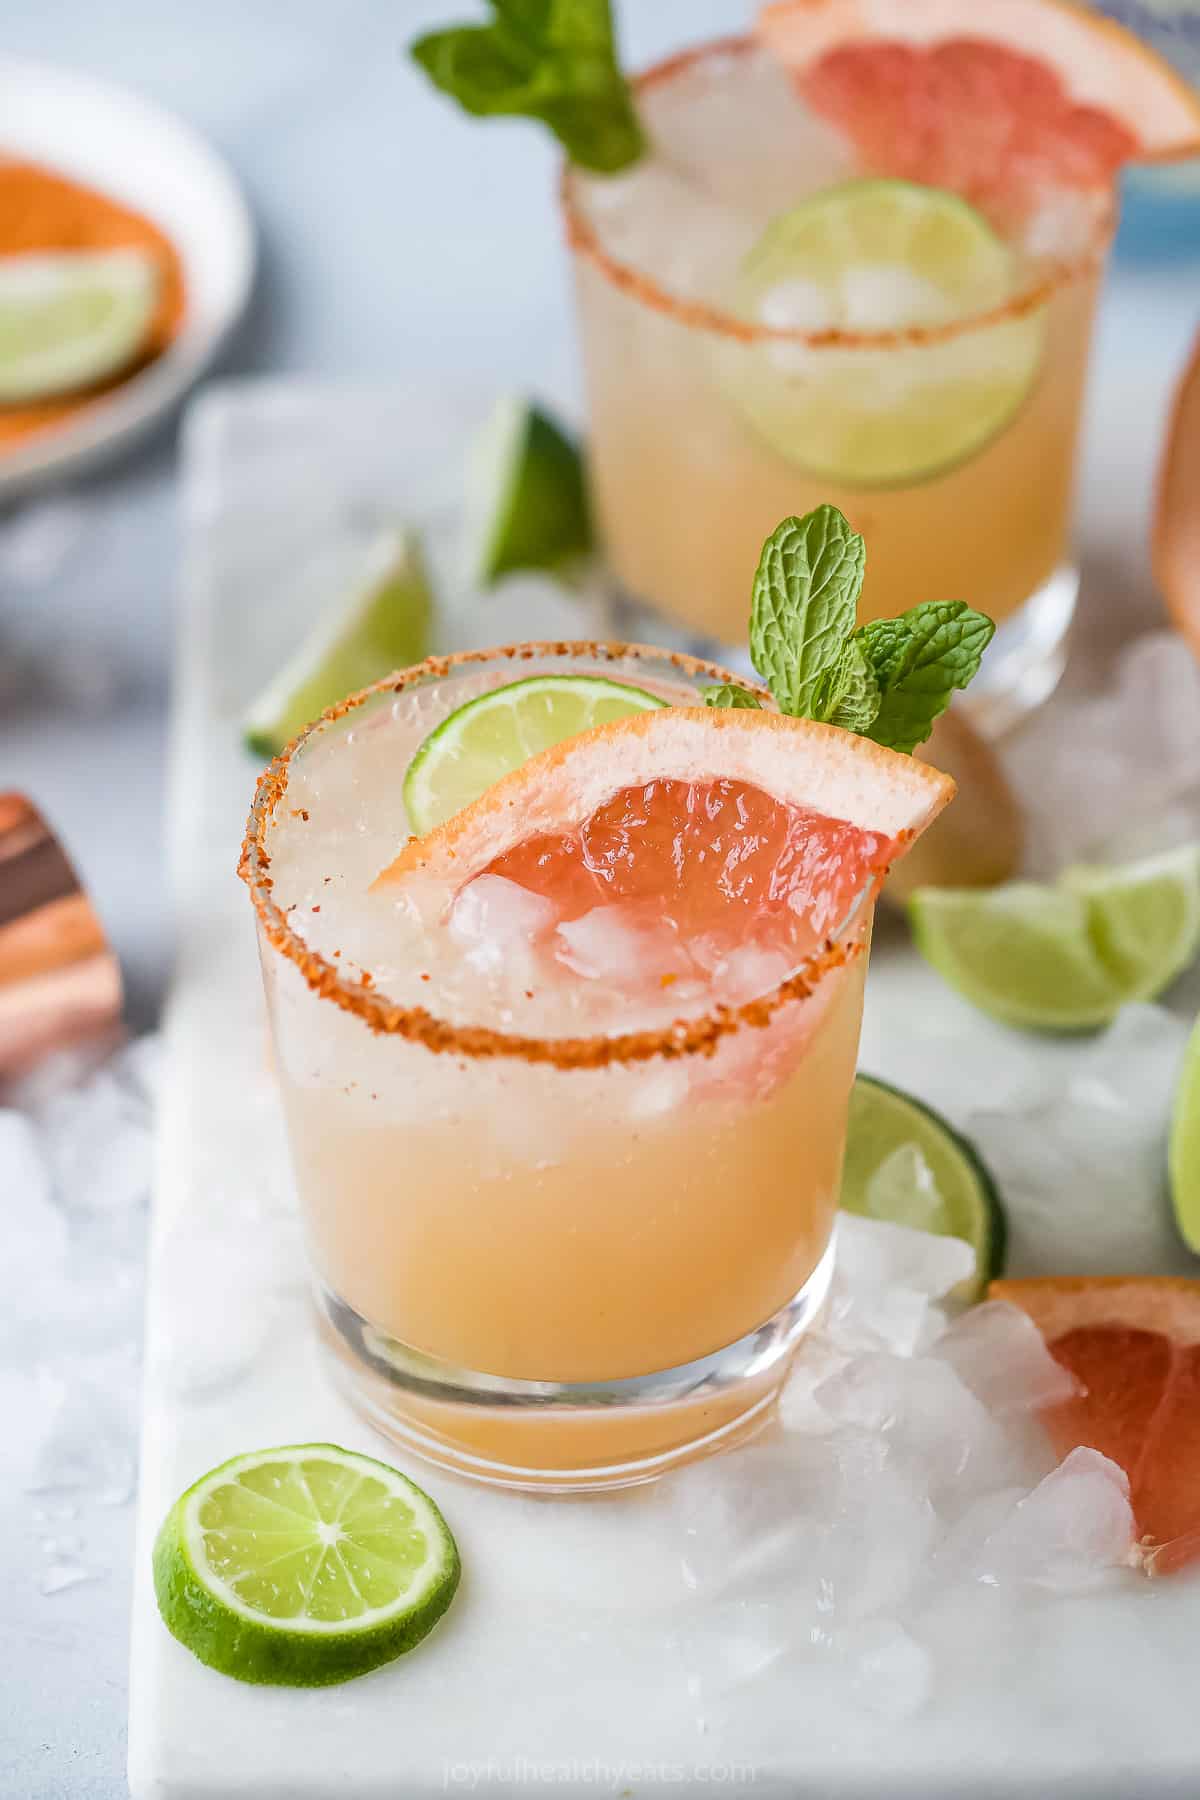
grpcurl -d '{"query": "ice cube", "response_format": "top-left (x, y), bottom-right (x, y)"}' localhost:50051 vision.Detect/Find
top-left (968, 1005), bottom-right (1192, 1277)
top-left (933, 1301), bottom-right (1082, 1416)
top-left (40, 1556), bottom-right (106, 1597)
top-left (815, 1353), bottom-right (1016, 1503)
top-left (0, 1110), bottom-right (65, 1296)
top-left (758, 277), bottom-right (833, 331)
top-left (449, 875), bottom-right (557, 959)
top-left (32, 1039), bottom-right (155, 1222)
top-left (628, 1065), bottom-right (691, 1121)
top-left (1006, 631), bottom-right (1200, 870)
top-left (864, 1142), bottom-right (950, 1235)
top-left (842, 265), bottom-right (953, 330)
top-left (705, 944), bottom-right (796, 1008)
top-left (824, 1214), bottom-right (974, 1356)
top-left (838, 1214), bottom-right (976, 1304)
top-left (662, 1437), bottom-right (824, 1599)
top-left (570, 159), bottom-right (757, 303)
top-left (973, 1448), bottom-right (1136, 1591)
top-left (929, 1485), bottom-right (1033, 1585)
top-left (659, 1426), bottom-right (935, 1627)
top-left (555, 906), bottom-right (688, 986)
top-left (28, 1349), bottom-right (140, 1506)
top-left (837, 1618), bottom-right (934, 1722)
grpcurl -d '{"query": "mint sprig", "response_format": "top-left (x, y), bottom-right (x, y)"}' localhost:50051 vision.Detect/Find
top-left (856, 601), bottom-right (996, 755)
top-left (411, 0), bottom-right (645, 175)
top-left (749, 508), bottom-right (864, 721)
top-left (709, 506), bottom-right (994, 753)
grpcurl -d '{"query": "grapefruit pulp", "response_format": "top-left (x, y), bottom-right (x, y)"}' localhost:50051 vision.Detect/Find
top-left (758, 0), bottom-right (1200, 170)
top-left (377, 706), bottom-right (955, 990)
top-left (992, 1276), bottom-right (1200, 1572)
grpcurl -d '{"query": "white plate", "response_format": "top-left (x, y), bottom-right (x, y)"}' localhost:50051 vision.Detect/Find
top-left (0, 57), bottom-right (254, 496)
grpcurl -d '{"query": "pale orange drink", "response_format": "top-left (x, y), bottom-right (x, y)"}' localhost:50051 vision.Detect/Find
top-left (241, 641), bottom-right (952, 1491)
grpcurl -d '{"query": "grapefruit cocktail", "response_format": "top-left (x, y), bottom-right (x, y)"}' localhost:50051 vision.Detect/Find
top-left (410, 0), bottom-right (1200, 730)
top-left (562, 0), bottom-right (1199, 725)
top-left (241, 508), bottom-right (991, 1489)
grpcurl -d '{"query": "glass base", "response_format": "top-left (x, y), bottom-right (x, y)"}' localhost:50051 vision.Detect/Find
top-left (598, 563), bottom-right (1078, 741)
top-left (314, 1235), bottom-right (836, 1493)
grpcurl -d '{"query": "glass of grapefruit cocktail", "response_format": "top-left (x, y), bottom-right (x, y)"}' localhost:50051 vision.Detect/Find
top-left (240, 642), bottom-right (952, 1490)
top-left (562, 0), bottom-right (1200, 729)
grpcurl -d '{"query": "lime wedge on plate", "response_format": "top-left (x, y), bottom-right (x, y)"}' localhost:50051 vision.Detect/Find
top-left (910, 845), bottom-right (1200, 1032)
top-left (725, 178), bottom-right (1044, 485)
top-left (243, 529), bottom-right (434, 757)
top-left (1170, 1012), bottom-right (1200, 1254)
top-left (0, 248), bottom-right (160, 404)
top-left (404, 673), bottom-right (666, 834)
top-left (153, 1444), bottom-right (460, 1686)
top-left (842, 1074), bottom-right (1005, 1299)
top-left (467, 395), bottom-right (592, 584)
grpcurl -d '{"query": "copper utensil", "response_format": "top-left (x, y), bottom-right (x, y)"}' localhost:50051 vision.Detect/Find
top-left (1155, 323), bottom-right (1200, 659)
top-left (0, 793), bottom-right (123, 1078)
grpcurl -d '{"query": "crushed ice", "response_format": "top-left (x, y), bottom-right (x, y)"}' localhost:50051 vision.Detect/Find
top-left (1007, 630), bottom-right (1200, 872)
top-left (655, 1216), bottom-right (1138, 1737)
top-left (3, 1037), bottom-right (159, 1596)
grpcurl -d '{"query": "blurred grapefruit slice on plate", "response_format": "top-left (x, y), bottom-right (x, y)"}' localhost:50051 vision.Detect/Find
top-left (992, 1275), bottom-right (1200, 1574)
top-left (1155, 328), bottom-right (1200, 664)
top-left (758, 0), bottom-right (1200, 169)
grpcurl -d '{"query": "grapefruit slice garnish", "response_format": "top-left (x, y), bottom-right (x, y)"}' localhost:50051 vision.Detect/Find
top-left (758, 0), bottom-right (1200, 171)
top-left (758, 0), bottom-right (1200, 231)
top-left (375, 707), bottom-right (954, 993)
top-left (991, 1276), bottom-right (1200, 1573)
top-left (1154, 326), bottom-right (1200, 665)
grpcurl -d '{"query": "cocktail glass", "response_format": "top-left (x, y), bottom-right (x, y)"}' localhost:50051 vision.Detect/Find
top-left (562, 29), bottom-right (1118, 732)
top-left (240, 644), bottom-right (876, 1492)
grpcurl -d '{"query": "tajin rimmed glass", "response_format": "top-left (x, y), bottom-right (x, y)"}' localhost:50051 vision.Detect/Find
top-left (240, 643), bottom-right (878, 1492)
top-left (562, 34), bottom-right (1118, 734)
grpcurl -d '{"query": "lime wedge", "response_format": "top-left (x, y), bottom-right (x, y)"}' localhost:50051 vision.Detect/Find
top-left (841, 1074), bottom-right (1006, 1300)
top-left (153, 1444), bottom-right (460, 1686)
top-left (910, 845), bottom-right (1200, 1032)
top-left (1170, 1012), bottom-right (1200, 1254)
top-left (243, 529), bottom-right (434, 758)
top-left (725, 179), bottom-right (1044, 486)
top-left (467, 395), bottom-right (592, 584)
top-left (404, 673), bottom-right (666, 834)
top-left (0, 248), bottom-right (161, 404)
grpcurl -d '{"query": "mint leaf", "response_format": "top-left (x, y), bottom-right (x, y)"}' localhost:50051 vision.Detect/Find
top-left (819, 638), bottom-right (881, 734)
top-left (858, 601), bottom-right (995, 753)
top-left (702, 683), bottom-right (763, 711)
top-left (749, 507), bottom-right (865, 721)
top-left (411, 0), bottom-right (645, 174)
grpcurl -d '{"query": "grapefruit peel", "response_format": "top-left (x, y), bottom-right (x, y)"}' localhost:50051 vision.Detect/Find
top-left (374, 706), bottom-right (955, 890)
top-left (992, 1275), bottom-right (1200, 1575)
top-left (757, 0), bottom-right (1200, 165)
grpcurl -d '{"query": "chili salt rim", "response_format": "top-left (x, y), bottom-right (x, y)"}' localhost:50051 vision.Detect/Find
top-left (238, 641), bottom-right (880, 1069)
top-left (561, 34), bottom-right (1117, 352)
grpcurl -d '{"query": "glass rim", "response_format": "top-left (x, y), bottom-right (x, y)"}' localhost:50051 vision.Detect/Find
top-left (560, 33), bottom-right (1117, 353)
top-left (238, 641), bottom-right (872, 1070)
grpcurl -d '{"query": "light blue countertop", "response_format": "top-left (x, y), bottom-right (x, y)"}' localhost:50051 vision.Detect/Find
top-left (0, 4), bottom-right (1197, 1797)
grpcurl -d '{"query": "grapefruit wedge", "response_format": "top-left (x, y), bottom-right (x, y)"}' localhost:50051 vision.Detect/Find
top-left (758, 0), bottom-right (1200, 169)
top-left (1154, 327), bottom-right (1200, 665)
top-left (766, 0), bottom-right (1200, 165)
top-left (375, 707), bottom-right (954, 977)
top-left (992, 1276), bottom-right (1200, 1573)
